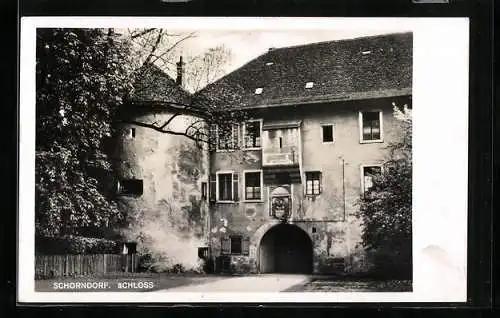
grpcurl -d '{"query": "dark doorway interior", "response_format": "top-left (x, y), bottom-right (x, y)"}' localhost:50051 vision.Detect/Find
top-left (259, 224), bottom-right (313, 274)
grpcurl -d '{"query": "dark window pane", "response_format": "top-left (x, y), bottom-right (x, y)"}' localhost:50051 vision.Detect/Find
top-left (362, 112), bottom-right (381, 141)
top-left (230, 236), bottom-right (242, 254)
top-left (118, 179), bottom-right (143, 196)
top-left (322, 125), bottom-right (334, 142)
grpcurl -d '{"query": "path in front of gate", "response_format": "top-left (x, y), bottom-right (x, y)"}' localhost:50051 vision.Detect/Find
top-left (155, 274), bottom-right (310, 292)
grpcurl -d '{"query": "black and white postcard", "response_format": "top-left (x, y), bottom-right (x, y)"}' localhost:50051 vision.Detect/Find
top-left (18, 17), bottom-right (469, 303)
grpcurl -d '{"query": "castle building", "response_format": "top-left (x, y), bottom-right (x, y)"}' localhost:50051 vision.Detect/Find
top-left (198, 32), bottom-right (413, 274)
top-left (117, 32), bottom-right (412, 274)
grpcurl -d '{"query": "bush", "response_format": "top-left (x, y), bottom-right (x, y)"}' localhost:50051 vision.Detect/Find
top-left (358, 104), bottom-right (412, 280)
top-left (35, 235), bottom-right (122, 255)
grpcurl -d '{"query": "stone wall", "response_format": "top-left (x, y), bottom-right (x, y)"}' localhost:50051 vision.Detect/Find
top-left (115, 110), bottom-right (209, 271)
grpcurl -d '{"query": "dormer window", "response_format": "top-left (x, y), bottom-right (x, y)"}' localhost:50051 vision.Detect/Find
top-left (255, 88), bottom-right (263, 95)
top-left (305, 82), bottom-right (314, 89)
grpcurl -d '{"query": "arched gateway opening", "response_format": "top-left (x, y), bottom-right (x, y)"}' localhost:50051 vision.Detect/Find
top-left (258, 224), bottom-right (313, 274)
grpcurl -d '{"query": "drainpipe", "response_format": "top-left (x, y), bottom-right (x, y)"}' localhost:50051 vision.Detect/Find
top-left (342, 157), bottom-right (346, 222)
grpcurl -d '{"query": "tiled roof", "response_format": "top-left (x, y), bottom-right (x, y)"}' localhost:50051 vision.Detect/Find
top-left (128, 62), bottom-right (191, 106)
top-left (198, 32), bottom-right (412, 109)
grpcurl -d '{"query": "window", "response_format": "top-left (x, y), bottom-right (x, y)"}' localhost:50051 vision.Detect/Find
top-left (305, 82), bottom-right (314, 89)
top-left (362, 166), bottom-right (382, 193)
top-left (255, 88), bottom-right (263, 94)
top-left (244, 171), bottom-right (262, 201)
top-left (216, 172), bottom-right (239, 202)
top-left (305, 172), bottom-right (321, 195)
top-left (243, 120), bottom-right (262, 149)
top-left (217, 124), bottom-right (239, 151)
top-left (230, 236), bottom-right (242, 254)
top-left (360, 111), bottom-right (383, 142)
top-left (221, 236), bottom-right (250, 255)
top-left (209, 174), bottom-right (216, 203)
top-left (201, 182), bottom-right (207, 201)
top-left (117, 179), bottom-right (143, 196)
top-left (322, 124), bottom-right (334, 143)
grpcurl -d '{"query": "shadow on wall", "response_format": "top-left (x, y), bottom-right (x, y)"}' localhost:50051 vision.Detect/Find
top-left (120, 198), bottom-right (205, 273)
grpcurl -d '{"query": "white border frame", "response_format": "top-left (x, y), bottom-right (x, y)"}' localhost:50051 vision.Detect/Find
top-left (242, 119), bottom-right (263, 150)
top-left (215, 170), bottom-right (236, 203)
top-left (242, 169), bottom-right (264, 202)
top-left (358, 110), bottom-right (384, 144)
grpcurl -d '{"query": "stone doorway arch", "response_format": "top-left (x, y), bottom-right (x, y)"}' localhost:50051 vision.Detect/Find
top-left (258, 223), bottom-right (313, 274)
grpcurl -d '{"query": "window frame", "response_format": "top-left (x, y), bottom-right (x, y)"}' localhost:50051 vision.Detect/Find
top-left (320, 123), bottom-right (335, 144)
top-left (229, 236), bottom-right (243, 255)
top-left (215, 123), bottom-right (239, 152)
top-left (242, 169), bottom-right (264, 202)
top-left (304, 171), bottom-right (322, 196)
top-left (242, 119), bottom-right (263, 150)
top-left (216, 170), bottom-right (237, 203)
top-left (360, 164), bottom-right (384, 194)
top-left (117, 179), bottom-right (144, 197)
top-left (358, 110), bottom-right (384, 143)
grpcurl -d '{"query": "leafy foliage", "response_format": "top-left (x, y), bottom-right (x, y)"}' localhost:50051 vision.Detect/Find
top-left (35, 235), bottom-right (121, 255)
top-left (358, 104), bottom-right (412, 278)
top-left (35, 28), bottom-right (135, 236)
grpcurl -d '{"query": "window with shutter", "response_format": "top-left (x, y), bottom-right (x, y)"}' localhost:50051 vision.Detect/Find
top-left (221, 237), bottom-right (231, 255)
top-left (232, 173), bottom-right (239, 201)
top-left (209, 174), bottom-right (216, 203)
top-left (242, 237), bottom-right (250, 255)
top-left (209, 124), bottom-right (217, 152)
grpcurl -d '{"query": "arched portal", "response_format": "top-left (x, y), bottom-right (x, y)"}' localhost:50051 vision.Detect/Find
top-left (258, 224), bottom-right (313, 274)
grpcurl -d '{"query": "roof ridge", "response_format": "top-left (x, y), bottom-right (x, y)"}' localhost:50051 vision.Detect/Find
top-left (267, 31), bottom-right (413, 52)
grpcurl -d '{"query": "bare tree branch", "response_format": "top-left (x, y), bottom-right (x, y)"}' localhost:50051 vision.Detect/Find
top-left (130, 28), bottom-right (156, 39)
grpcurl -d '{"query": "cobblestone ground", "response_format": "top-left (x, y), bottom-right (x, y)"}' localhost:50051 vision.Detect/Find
top-left (284, 278), bottom-right (412, 292)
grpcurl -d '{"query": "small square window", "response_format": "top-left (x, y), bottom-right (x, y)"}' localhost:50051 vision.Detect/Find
top-left (305, 82), bottom-right (314, 89)
top-left (255, 88), bottom-right (263, 94)
top-left (118, 179), bottom-right (143, 196)
top-left (322, 125), bottom-right (334, 143)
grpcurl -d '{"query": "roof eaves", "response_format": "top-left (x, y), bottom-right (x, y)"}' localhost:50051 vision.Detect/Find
top-left (239, 87), bottom-right (412, 110)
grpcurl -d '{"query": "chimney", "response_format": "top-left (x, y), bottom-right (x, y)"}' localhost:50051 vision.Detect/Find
top-left (268, 47), bottom-right (275, 52)
top-left (176, 56), bottom-right (186, 88)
